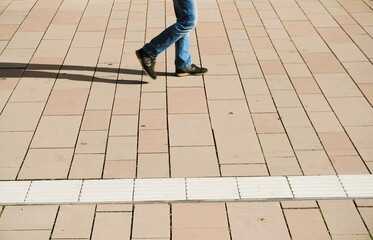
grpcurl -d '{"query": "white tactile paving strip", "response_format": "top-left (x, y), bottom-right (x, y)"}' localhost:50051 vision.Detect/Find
top-left (0, 175), bottom-right (372, 205)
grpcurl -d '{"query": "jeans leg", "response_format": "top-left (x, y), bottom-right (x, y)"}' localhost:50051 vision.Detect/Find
top-left (143, 0), bottom-right (197, 68)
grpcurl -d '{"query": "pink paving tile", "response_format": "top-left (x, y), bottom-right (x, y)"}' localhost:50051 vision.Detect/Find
top-left (173, 203), bottom-right (228, 228)
top-left (138, 129), bottom-right (168, 153)
top-left (103, 160), bottom-right (136, 179)
top-left (260, 60), bottom-right (286, 75)
top-left (173, 228), bottom-right (230, 240)
top-left (168, 87), bottom-right (208, 114)
top-left (318, 28), bottom-right (352, 44)
top-left (330, 155), bottom-right (370, 175)
top-left (78, 17), bottom-right (109, 32)
top-left (0, 25), bottom-right (18, 40)
top-left (44, 88), bottom-right (90, 115)
top-left (18, 17), bottom-right (51, 32)
top-left (52, 205), bottom-right (95, 239)
top-left (358, 83), bottom-right (373, 105)
top-left (283, 21), bottom-right (317, 36)
top-left (318, 132), bottom-right (359, 156)
top-left (30, 116), bottom-right (82, 148)
top-left (284, 209), bottom-right (330, 240)
top-left (18, 148), bottom-right (73, 180)
top-left (281, 200), bottom-right (318, 209)
top-left (69, 154), bottom-right (105, 179)
top-left (132, 204), bottom-right (170, 239)
top-left (139, 109), bottom-right (167, 130)
top-left (228, 202), bottom-right (290, 240)
top-left (252, 113), bottom-right (285, 134)
top-left (302, 53), bottom-right (345, 74)
top-left (170, 146), bottom-right (220, 177)
top-left (199, 37), bottom-right (232, 55)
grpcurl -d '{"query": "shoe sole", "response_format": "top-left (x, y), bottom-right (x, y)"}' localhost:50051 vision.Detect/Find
top-left (174, 72), bottom-right (206, 77)
top-left (136, 50), bottom-right (157, 80)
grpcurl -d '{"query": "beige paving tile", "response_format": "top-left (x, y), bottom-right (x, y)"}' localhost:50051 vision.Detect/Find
top-left (0, 132), bottom-right (32, 170)
top-left (346, 126), bottom-right (373, 162)
top-left (281, 200), bottom-right (318, 209)
top-left (9, 77), bottom-right (55, 102)
top-left (201, 54), bottom-right (237, 75)
top-left (359, 83), bottom-right (373, 105)
top-left (0, 102), bottom-right (44, 131)
top-left (252, 113), bottom-right (284, 134)
top-left (344, 62), bottom-right (373, 84)
top-left (220, 164), bottom-right (269, 177)
top-left (355, 199), bottom-right (373, 207)
top-left (284, 63), bottom-right (312, 78)
top-left (330, 155), bottom-right (370, 175)
top-left (246, 95), bottom-right (277, 113)
top-left (299, 94), bottom-right (332, 112)
top-left (86, 81), bottom-right (116, 110)
top-left (170, 146), bottom-right (220, 177)
top-left (19, 17), bottom-right (51, 32)
top-left (308, 112), bottom-right (344, 133)
top-left (319, 200), bottom-right (369, 236)
top-left (277, 108), bottom-right (312, 128)
top-left (137, 153), bottom-right (169, 178)
top-left (314, 73), bottom-right (363, 97)
top-left (168, 114), bottom-right (214, 147)
top-left (173, 228), bottom-right (230, 240)
top-left (0, 205), bottom-right (58, 230)
top-left (31, 116), bottom-right (82, 148)
top-left (81, 110), bottom-right (111, 131)
top-left (266, 157), bottom-right (302, 176)
top-left (328, 97), bottom-right (373, 126)
top-left (292, 36), bottom-right (330, 53)
top-left (132, 204), bottom-right (170, 239)
top-left (168, 87), bottom-right (208, 114)
top-left (103, 160), bottom-right (136, 179)
top-left (359, 207), bottom-right (373, 234)
top-left (0, 24), bottom-right (18, 40)
top-left (208, 100), bottom-right (253, 129)
top-left (91, 212), bottom-right (132, 240)
top-left (228, 202), bottom-right (290, 240)
top-left (44, 24), bottom-right (77, 40)
top-left (241, 78), bottom-right (270, 95)
top-left (69, 154), bottom-right (105, 179)
top-left (109, 115), bottom-right (138, 136)
top-left (265, 74), bottom-right (293, 90)
top-left (215, 128), bottom-right (264, 164)
top-left (259, 133), bottom-right (294, 158)
top-left (318, 132), bottom-right (359, 156)
top-left (286, 127), bottom-right (323, 150)
top-left (96, 204), bottom-right (133, 212)
top-left (52, 205), bottom-right (95, 239)
top-left (76, 131), bottom-right (107, 154)
top-left (18, 148), bottom-right (73, 180)
top-left (106, 136), bottom-right (137, 160)
top-left (291, 77), bottom-right (321, 94)
top-left (7, 31), bottom-right (44, 49)
top-left (140, 92), bottom-right (166, 110)
top-left (271, 90), bottom-right (302, 108)
top-left (139, 109), bottom-right (166, 130)
top-left (330, 43), bottom-right (367, 62)
top-left (283, 21), bottom-right (317, 37)
top-left (284, 209), bottom-right (330, 240)
top-left (296, 150), bottom-right (335, 175)
top-left (0, 230), bottom-right (51, 240)
top-left (204, 75), bottom-right (245, 100)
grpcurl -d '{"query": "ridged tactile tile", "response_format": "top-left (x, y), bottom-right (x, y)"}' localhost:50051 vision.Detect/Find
top-left (288, 176), bottom-right (346, 198)
top-left (134, 178), bottom-right (186, 201)
top-left (79, 179), bottom-right (134, 203)
top-left (339, 175), bottom-right (373, 197)
top-left (237, 177), bottom-right (293, 199)
top-left (25, 180), bottom-right (82, 204)
top-left (186, 177), bottom-right (239, 200)
top-left (0, 181), bottom-right (30, 204)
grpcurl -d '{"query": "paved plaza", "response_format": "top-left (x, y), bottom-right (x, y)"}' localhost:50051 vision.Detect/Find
top-left (0, 0), bottom-right (373, 238)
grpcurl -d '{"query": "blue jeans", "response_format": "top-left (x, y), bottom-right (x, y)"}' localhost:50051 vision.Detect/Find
top-left (143, 0), bottom-right (197, 69)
